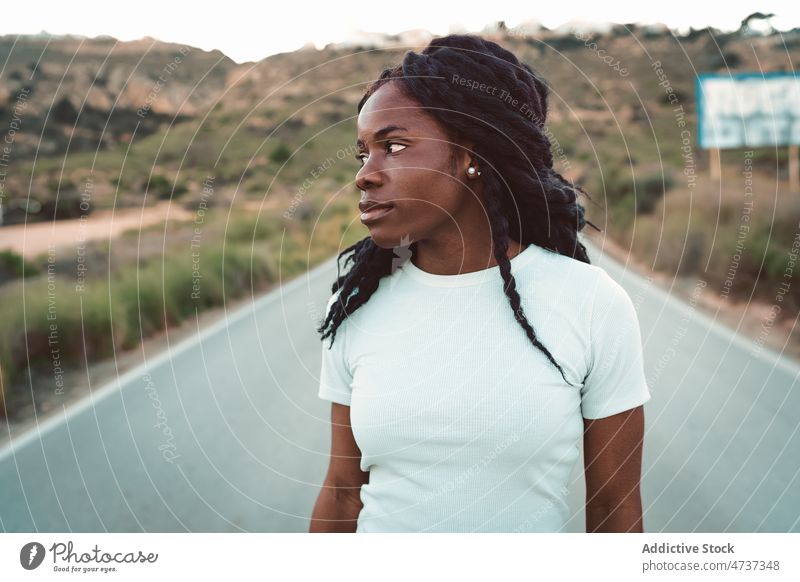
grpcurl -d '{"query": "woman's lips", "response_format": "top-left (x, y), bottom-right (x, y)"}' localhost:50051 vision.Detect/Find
top-left (360, 204), bottom-right (394, 224)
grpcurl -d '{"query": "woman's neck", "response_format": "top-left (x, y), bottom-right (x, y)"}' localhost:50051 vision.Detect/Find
top-left (410, 237), bottom-right (528, 276)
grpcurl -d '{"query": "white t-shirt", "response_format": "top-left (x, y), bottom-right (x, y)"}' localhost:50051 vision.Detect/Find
top-left (317, 241), bottom-right (651, 532)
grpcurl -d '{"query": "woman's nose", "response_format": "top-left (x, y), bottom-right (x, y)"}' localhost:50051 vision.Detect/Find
top-left (355, 156), bottom-right (383, 191)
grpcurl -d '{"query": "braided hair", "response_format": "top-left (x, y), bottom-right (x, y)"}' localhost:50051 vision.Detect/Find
top-left (317, 34), bottom-right (602, 387)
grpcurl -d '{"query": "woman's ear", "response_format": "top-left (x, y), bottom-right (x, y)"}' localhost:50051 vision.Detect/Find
top-left (452, 139), bottom-right (478, 177)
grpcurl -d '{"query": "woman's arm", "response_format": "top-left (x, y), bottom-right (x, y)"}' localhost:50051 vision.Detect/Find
top-left (310, 402), bottom-right (370, 532)
top-left (583, 405), bottom-right (646, 532)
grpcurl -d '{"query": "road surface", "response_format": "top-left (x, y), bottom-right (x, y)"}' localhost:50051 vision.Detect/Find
top-left (1, 239), bottom-right (798, 532)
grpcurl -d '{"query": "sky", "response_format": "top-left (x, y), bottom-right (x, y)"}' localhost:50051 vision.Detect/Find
top-left (3, 0), bottom-right (800, 64)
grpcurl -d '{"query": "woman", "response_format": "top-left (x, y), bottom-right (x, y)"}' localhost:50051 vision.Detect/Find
top-left (309, 34), bottom-right (650, 533)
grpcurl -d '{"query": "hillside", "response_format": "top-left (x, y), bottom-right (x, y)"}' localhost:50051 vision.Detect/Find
top-left (1, 24), bottom-right (798, 220)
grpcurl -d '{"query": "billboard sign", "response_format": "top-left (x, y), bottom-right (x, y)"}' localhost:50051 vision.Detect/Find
top-left (696, 72), bottom-right (800, 149)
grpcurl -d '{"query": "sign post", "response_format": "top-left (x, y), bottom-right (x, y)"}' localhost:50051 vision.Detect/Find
top-left (709, 147), bottom-right (721, 181)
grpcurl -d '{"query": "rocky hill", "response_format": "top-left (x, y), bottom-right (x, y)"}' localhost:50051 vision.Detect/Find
top-left (0, 21), bottom-right (798, 224)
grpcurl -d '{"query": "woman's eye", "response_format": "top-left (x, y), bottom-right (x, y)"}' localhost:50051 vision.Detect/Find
top-left (386, 142), bottom-right (406, 154)
top-left (354, 142), bottom-right (406, 166)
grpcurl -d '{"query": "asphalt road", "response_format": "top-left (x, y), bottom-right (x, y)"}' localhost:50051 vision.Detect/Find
top-left (1, 238), bottom-right (798, 532)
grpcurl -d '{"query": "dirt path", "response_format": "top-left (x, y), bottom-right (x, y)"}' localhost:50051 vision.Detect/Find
top-left (0, 201), bottom-right (196, 259)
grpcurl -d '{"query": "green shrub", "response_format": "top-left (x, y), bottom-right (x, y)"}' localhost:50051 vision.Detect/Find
top-left (635, 171), bottom-right (672, 214)
top-left (269, 143), bottom-right (293, 165)
top-left (146, 174), bottom-right (187, 199)
top-left (225, 215), bottom-right (277, 243)
top-left (0, 250), bottom-right (39, 284)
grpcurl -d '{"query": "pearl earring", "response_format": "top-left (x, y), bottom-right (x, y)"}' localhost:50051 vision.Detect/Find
top-left (467, 166), bottom-right (481, 176)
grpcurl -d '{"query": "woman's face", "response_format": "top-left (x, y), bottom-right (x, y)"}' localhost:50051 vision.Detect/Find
top-left (355, 81), bottom-right (482, 249)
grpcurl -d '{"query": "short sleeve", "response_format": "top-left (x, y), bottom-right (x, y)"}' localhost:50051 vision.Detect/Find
top-left (317, 292), bottom-right (354, 406)
top-left (580, 270), bottom-right (651, 419)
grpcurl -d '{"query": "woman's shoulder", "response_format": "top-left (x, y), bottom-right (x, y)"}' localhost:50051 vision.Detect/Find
top-left (520, 243), bottom-right (606, 289)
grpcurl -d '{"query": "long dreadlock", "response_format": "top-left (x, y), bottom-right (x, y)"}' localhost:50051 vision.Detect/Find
top-left (317, 34), bottom-right (602, 387)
